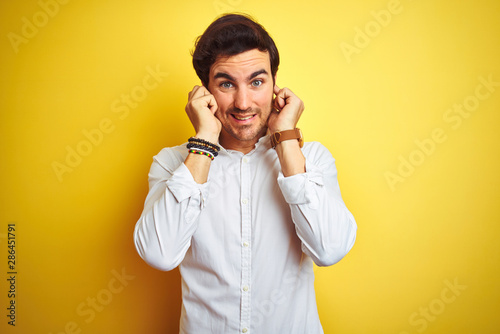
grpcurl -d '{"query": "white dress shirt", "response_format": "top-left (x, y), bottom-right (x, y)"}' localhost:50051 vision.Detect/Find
top-left (134, 134), bottom-right (357, 334)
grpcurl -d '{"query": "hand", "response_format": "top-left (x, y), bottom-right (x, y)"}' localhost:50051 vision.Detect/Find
top-left (268, 85), bottom-right (304, 133)
top-left (185, 85), bottom-right (222, 143)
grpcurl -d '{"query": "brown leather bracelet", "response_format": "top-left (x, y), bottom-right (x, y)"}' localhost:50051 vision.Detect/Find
top-left (270, 128), bottom-right (304, 149)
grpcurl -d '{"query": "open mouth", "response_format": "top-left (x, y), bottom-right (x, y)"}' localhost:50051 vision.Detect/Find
top-left (232, 114), bottom-right (256, 121)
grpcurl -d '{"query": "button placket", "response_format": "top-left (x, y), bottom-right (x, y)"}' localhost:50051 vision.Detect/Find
top-left (240, 155), bottom-right (252, 333)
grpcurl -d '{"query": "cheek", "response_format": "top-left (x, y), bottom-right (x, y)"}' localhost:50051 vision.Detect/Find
top-left (255, 89), bottom-right (274, 109)
top-left (213, 92), bottom-right (233, 112)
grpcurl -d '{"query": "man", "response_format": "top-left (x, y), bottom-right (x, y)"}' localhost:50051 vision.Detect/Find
top-left (134, 13), bottom-right (357, 334)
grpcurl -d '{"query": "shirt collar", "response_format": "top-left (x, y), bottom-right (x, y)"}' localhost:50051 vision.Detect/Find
top-left (219, 134), bottom-right (272, 156)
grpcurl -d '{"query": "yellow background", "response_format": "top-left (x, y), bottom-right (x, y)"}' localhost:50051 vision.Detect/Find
top-left (1, 0), bottom-right (499, 333)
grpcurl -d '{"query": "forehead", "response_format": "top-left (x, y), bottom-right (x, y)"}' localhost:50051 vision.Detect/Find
top-left (210, 49), bottom-right (271, 79)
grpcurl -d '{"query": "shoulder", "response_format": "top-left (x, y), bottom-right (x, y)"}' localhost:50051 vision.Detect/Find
top-left (301, 141), bottom-right (341, 178)
top-left (302, 141), bottom-right (335, 164)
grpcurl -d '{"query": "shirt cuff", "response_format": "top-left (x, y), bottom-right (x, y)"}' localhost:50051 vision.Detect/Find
top-left (277, 159), bottom-right (324, 205)
top-left (166, 163), bottom-right (210, 207)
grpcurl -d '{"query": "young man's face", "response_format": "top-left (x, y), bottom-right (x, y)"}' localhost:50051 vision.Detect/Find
top-left (207, 49), bottom-right (275, 149)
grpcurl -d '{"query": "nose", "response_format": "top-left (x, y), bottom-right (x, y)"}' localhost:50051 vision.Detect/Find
top-left (234, 87), bottom-right (251, 111)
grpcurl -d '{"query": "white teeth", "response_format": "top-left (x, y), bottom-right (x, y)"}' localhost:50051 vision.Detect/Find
top-left (234, 115), bottom-right (253, 120)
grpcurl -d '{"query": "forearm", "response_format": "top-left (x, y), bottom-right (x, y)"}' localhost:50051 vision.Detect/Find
top-left (134, 186), bottom-right (200, 271)
top-left (184, 153), bottom-right (212, 183)
top-left (134, 160), bottom-right (208, 271)
top-left (278, 143), bottom-right (357, 266)
top-left (136, 83), bottom-right (220, 268)
top-left (274, 139), bottom-right (305, 177)
top-left (184, 132), bottom-right (219, 184)
top-left (289, 191), bottom-right (356, 266)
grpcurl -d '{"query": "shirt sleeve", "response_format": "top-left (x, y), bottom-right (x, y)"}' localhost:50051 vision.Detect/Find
top-left (277, 142), bottom-right (357, 266)
top-left (133, 147), bottom-right (210, 271)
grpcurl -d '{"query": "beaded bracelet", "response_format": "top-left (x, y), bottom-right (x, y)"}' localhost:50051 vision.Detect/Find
top-left (188, 137), bottom-right (220, 152)
top-left (191, 142), bottom-right (218, 152)
top-left (187, 143), bottom-right (218, 157)
top-left (188, 149), bottom-right (214, 160)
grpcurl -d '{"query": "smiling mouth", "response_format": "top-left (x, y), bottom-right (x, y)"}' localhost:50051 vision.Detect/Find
top-left (232, 114), bottom-right (256, 121)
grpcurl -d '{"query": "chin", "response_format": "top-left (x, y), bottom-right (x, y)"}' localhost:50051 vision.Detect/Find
top-left (227, 126), bottom-right (266, 142)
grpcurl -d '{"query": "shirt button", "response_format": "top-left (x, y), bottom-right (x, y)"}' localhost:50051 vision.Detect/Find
top-left (243, 285), bottom-right (249, 292)
top-left (242, 199), bottom-right (248, 205)
top-left (242, 157), bottom-right (249, 163)
top-left (242, 328), bottom-right (248, 333)
top-left (243, 241), bottom-right (249, 247)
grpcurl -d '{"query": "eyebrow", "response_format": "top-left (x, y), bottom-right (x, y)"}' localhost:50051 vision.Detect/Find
top-left (213, 69), bottom-right (269, 82)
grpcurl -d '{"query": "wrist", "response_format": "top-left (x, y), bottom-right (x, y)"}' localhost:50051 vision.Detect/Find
top-left (268, 124), bottom-right (295, 133)
top-left (195, 132), bottom-right (219, 144)
top-left (270, 128), bottom-right (303, 149)
top-left (274, 138), bottom-right (306, 177)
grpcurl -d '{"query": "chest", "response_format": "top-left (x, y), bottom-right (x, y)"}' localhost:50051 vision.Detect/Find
top-left (191, 152), bottom-right (297, 258)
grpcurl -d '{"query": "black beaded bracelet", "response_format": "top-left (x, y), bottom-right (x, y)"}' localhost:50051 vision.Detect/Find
top-left (188, 137), bottom-right (220, 152)
top-left (187, 142), bottom-right (219, 156)
top-left (187, 143), bottom-right (218, 157)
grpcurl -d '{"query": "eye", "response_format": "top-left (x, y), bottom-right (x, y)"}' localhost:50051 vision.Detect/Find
top-left (251, 79), bottom-right (263, 87)
top-left (220, 82), bottom-right (233, 89)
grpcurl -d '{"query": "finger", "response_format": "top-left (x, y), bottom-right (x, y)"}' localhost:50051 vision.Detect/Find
top-left (273, 97), bottom-right (282, 111)
top-left (273, 85), bottom-right (284, 110)
top-left (188, 85), bottom-right (203, 100)
top-left (274, 90), bottom-right (286, 110)
top-left (188, 87), bottom-right (196, 100)
top-left (190, 85), bottom-right (211, 100)
top-left (205, 94), bottom-right (218, 114)
top-left (273, 98), bottom-right (282, 111)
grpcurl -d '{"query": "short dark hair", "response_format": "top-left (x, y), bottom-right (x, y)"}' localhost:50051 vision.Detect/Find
top-left (192, 13), bottom-right (280, 87)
